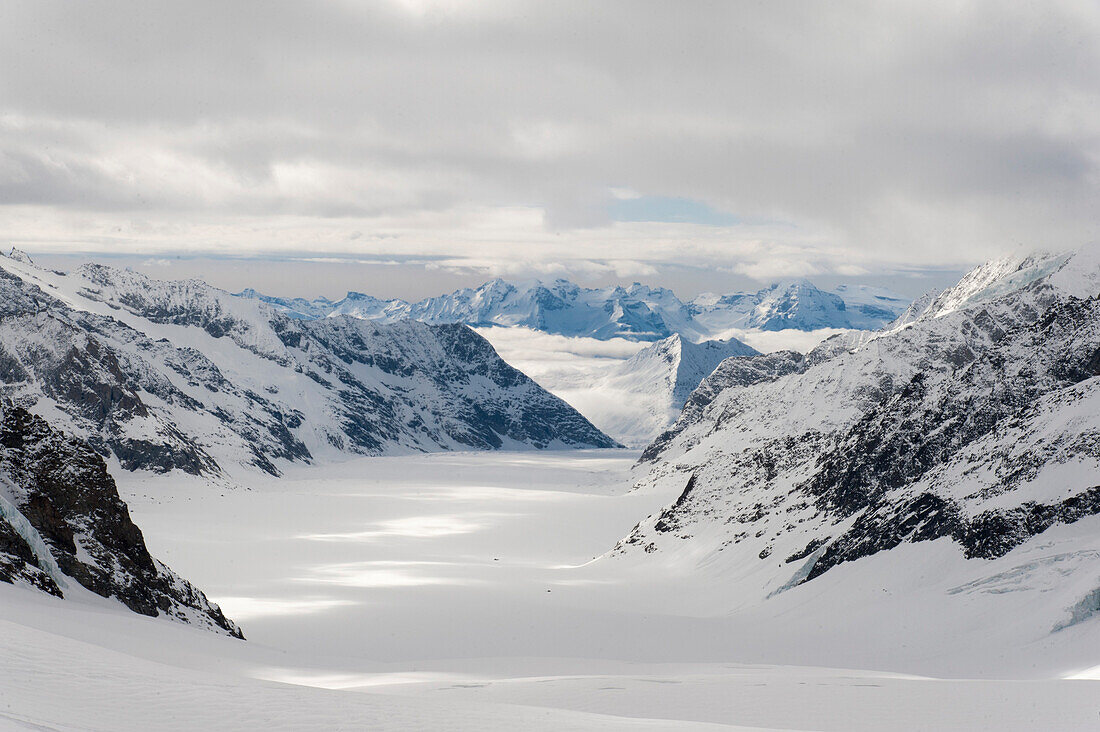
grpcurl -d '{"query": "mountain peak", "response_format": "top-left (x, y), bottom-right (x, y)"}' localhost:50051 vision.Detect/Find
top-left (772, 277), bottom-right (817, 290)
top-left (916, 247), bottom-right (1098, 323)
top-left (6, 247), bottom-right (33, 264)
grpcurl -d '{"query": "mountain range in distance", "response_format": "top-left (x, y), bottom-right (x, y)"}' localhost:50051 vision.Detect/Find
top-left (234, 274), bottom-right (913, 448)
top-left (237, 276), bottom-right (912, 342)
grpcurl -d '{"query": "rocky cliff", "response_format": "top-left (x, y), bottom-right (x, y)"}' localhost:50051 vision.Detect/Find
top-left (0, 402), bottom-right (241, 637)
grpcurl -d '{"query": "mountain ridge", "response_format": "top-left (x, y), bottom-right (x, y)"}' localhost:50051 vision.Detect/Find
top-left (238, 276), bottom-right (911, 341)
top-left (616, 247), bottom-right (1100, 609)
top-left (0, 255), bottom-right (618, 479)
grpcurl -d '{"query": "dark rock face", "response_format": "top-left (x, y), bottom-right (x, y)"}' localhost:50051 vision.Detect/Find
top-left (0, 518), bottom-right (62, 597)
top-left (298, 318), bottom-right (619, 451)
top-left (799, 295), bottom-right (1100, 579)
top-left (807, 486), bottom-right (1100, 581)
top-left (0, 403), bottom-right (242, 637)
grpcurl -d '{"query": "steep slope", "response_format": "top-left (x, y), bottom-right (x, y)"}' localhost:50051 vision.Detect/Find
top-left (592, 335), bottom-right (760, 446)
top-left (0, 401), bottom-right (241, 636)
top-left (617, 248), bottom-right (1100, 604)
top-left (748, 279), bottom-right (849, 331)
top-left (238, 277), bottom-right (910, 341)
top-left (0, 256), bottom-right (617, 479)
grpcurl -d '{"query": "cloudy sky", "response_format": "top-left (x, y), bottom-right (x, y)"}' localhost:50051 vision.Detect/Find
top-left (1, 1), bottom-right (1098, 297)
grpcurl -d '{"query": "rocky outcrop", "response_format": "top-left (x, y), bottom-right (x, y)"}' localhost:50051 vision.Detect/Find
top-left (0, 403), bottom-right (242, 637)
top-left (798, 293), bottom-right (1100, 578)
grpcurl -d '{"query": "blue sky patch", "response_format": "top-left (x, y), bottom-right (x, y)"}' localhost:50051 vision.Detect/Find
top-left (608, 196), bottom-right (739, 227)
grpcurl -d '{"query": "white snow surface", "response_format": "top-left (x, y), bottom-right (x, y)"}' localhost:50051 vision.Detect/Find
top-left (3, 451), bottom-right (1100, 730)
top-left (4, 249), bottom-right (1100, 729)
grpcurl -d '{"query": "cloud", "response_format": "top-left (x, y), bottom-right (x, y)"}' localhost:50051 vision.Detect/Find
top-left (0, 1), bottom-right (1097, 279)
top-left (475, 326), bottom-right (646, 365)
top-left (425, 256), bottom-right (659, 279)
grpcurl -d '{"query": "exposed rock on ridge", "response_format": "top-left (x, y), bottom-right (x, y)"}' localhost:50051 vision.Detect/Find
top-left (0, 402), bottom-right (242, 637)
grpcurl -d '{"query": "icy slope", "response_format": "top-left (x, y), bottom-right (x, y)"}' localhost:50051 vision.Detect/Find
top-left (590, 334), bottom-right (760, 446)
top-left (690, 279), bottom-right (847, 332)
top-left (0, 255), bottom-right (616, 478)
top-left (238, 277), bottom-right (911, 341)
top-left (0, 402), bottom-right (240, 636)
top-left (618, 247), bottom-right (1100, 603)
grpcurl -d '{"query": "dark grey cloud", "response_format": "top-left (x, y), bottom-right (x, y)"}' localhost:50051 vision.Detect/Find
top-left (0, 0), bottom-right (1097, 280)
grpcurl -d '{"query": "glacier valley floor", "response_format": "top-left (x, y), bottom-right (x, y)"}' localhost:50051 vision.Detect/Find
top-left (3, 450), bottom-right (1100, 730)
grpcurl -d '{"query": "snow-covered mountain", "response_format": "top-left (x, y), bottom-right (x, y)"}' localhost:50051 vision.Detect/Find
top-left (0, 253), bottom-right (617, 479)
top-left (590, 334), bottom-right (760, 447)
top-left (0, 401), bottom-right (241, 636)
top-left (830, 283), bottom-right (915, 329)
top-left (618, 247), bottom-right (1100, 607)
top-left (689, 279), bottom-right (911, 332)
top-left (235, 288), bottom-right (335, 320)
top-left (238, 277), bottom-right (911, 341)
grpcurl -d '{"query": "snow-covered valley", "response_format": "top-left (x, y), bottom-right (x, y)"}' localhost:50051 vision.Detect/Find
top-left (3, 450), bottom-right (1100, 730)
top-left (2, 248), bottom-right (1100, 730)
